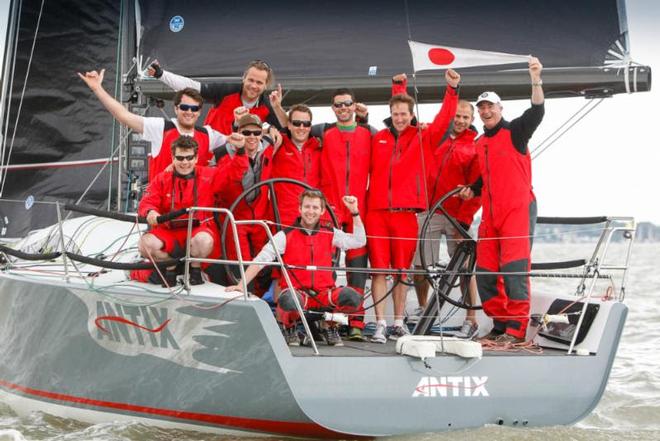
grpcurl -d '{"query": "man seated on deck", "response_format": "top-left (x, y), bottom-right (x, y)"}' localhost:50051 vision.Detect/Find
top-left (78, 69), bottom-right (227, 182)
top-left (459, 57), bottom-right (545, 345)
top-left (148, 60), bottom-right (287, 135)
top-left (226, 190), bottom-right (365, 347)
top-left (136, 136), bottom-right (229, 287)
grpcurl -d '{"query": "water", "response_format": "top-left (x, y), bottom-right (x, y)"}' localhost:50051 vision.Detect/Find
top-left (1, 243), bottom-right (659, 440)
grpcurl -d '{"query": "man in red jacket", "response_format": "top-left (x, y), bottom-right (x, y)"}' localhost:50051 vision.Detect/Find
top-left (149, 60), bottom-right (286, 135)
top-left (411, 99), bottom-right (481, 339)
top-left (271, 104), bottom-right (322, 229)
top-left (79, 69), bottom-right (227, 182)
top-left (227, 190), bottom-right (365, 347)
top-left (367, 69), bottom-right (460, 343)
top-left (459, 57), bottom-right (545, 344)
top-left (137, 136), bottom-right (224, 287)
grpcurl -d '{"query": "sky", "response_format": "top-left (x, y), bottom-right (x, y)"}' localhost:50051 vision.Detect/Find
top-left (0, 1), bottom-right (657, 223)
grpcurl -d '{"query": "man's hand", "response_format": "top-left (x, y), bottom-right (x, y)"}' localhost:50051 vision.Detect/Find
top-left (164, 163), bottom-right (174, 173)
top-left (146, 210), bottom-right (160, 226)
top-left (529, 56), bottom-right (543, 81)
top-left (77, 69), bottom-right (105, 91)
top-left (392, 73), bottom-right (407, 83)
top-left (355, 102), bottom-right (368, 120)
top-left (342, 195), bottom-right (359, 214)
top-left (228, 132), bottom-right (246, 149)
top-left (457, 185), bottom-right (474, 200)
top-left (268, 126), bottom-right (283, 149)
top-left (445, 68), bottom-right (460, 88)
top-left (233, 106), bottom-right (249, 124)
top-left (147, 60), bottom-right (163, 78)
top-left (269, 83), bottom-right (283, 108)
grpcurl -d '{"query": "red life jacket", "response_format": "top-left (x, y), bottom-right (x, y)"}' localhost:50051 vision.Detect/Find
top-left (148, 121), bottom-right (212, 182)
top-left (279, 220), bottom-right (335, 292)
top-left (204, 92), bottom-right (271, 135)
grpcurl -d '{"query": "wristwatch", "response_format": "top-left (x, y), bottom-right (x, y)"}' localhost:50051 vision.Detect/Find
top-left (532, 79), bottom-right (543, 86)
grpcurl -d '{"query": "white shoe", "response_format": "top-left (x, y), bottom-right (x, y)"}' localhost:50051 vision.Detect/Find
top-left (454, 320), bottom-right (479, 340)
top-left (388, 325), bottom-right (411, 341)
top-left (370, 323), bottom-right (387, 344)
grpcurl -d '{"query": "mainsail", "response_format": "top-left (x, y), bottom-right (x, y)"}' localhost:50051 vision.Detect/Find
top-left (0, 0), bottom-right (652, 236)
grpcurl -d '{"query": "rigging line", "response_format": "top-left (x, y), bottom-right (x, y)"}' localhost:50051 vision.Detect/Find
top-left (531, 98), bottom-right (604, 160)
top-left (0, 0), bottom-right (45, 198)
top-left (529, 99), bottom-right (595, 154)
top-left (110, 0), bottom-right (126, 210)
top-left (403, 0), bottom-right (430, 214)
top-left (0, 0), bottom-right (22, 180)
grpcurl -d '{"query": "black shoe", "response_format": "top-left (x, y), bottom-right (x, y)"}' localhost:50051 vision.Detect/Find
top-left (189, 267), bottom-right (205, 285)
top-left (478, 329), bottom-right (504, 342)
top-left (161, 269), bottom-right (178, 288)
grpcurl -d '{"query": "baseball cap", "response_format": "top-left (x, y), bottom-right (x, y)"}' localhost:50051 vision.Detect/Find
top-left (238, 114), bottom-right (263, 128)
top-left (476, 91), bottom-right (502, 105)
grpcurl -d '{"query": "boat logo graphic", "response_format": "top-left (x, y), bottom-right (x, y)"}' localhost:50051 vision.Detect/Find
top-left (412, 376), bottom-right (489, 397)
top-left (71, 289), bottom-right (241, 374)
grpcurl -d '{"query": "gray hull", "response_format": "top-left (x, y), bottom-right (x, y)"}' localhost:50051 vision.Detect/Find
top-left (0, 274), bottom-right (627, 437)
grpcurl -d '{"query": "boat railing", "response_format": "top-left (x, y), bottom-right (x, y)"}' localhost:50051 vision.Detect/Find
top-left (535, 216), bottom-right (635, 354)
top-left (182, 206), bottom-right (321, 355)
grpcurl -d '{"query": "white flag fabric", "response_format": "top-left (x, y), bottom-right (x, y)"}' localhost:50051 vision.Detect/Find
top-left (408, 40), bottom-right (530, 72)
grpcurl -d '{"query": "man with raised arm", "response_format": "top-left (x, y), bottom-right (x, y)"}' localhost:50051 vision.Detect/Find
top-left (410, 97), bottom-right (482, 339)
top-left (148, 60), bottom-right (287, 135)
top-left (459, 57), bottom-right (545, 344)
top-left (227, 191), bottom-right (365, 347)
top-left (137, 136), bottom-right (226, 287)
top-left (78, 69), bottom-right (226, 182)
top-left (367, 69), bottom-right (460, 343)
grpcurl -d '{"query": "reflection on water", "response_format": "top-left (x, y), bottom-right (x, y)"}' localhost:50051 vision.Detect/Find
top-left (1, 243), bottom-right (659, 440)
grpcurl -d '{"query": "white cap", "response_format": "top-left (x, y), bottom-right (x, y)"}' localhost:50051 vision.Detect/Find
top-left (476, 91), bottom-right (502, 105)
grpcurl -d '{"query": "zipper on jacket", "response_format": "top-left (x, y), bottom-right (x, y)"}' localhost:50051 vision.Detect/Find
top-left (484, 145), bottom-right (495, 224)
top-left (388, 135), bottom-right (398, 208)
top-left (345, 141), bottom-right (351, 195)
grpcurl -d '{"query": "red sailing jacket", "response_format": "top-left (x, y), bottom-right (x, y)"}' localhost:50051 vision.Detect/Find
top-left (139, 166), bottom-right (221, 225)
top-left (319, 124), bottom-right (372, 223)
top-left (204, 92), bottom-right (272, 135)
top-left (368, 85), bottom-right (458, 211)
top-left (148, 122), bottom-right (212, 183)
top-left (216, 146), bottom-right (274, 220)
top-left (279, 221), bottom-right (336, 292)
top-left (271, 135), bottom-right (322, 227)
top-left (428, 127), bottom-right (481, 226)
top-left (476, 124), bottom-right (535, 227)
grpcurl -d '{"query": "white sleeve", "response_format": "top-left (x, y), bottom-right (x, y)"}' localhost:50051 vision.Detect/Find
top-left (138, 117), bottom-right (165, 157)
top-left (331, 223), bottom-right (366, 250)
top-left (206, 126), bottom-right (229, 151)
top-left (253, 231), bottom-right (287, 263)
top-left (160, 70), bottom-right (201, 92)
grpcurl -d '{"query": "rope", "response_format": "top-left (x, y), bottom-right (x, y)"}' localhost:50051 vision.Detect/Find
top-left (531, 98), bottom-right (605, 160)
top-left (0, 0), bottom-right (46, 198)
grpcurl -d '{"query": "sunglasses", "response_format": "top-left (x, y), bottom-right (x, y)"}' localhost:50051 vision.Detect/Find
top-left (174, 154), bottom-right (196, 161)
top-left (290, 120), bottom-right (312, 128)
top-left (333, 100), bottom-right (354, 108)
top-left (178, 104), bottom-right (201, 112)
top-left (241, 130), bottom-right (263, 137)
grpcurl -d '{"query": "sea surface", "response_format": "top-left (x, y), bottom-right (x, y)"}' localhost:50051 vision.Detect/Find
top-left (1, 242), bottom-right (659, 441)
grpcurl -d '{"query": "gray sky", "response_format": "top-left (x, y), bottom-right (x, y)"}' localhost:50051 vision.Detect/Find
top-left (0, 1), bottom-right (657, 223)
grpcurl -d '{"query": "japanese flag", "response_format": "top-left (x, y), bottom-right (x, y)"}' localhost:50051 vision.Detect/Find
top-left (408, 41), bottom-right (530, 72)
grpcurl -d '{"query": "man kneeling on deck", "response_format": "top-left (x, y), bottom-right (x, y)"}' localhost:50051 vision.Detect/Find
top-left (227, 190), bottom-right (365, 347)
top-left (137, 136), bottom-right (226, 287)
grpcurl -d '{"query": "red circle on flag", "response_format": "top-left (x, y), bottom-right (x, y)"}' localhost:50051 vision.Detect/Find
top-left (428, 48), bottom-right (455, 66)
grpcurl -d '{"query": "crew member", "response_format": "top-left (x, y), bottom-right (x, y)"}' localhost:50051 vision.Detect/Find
top-left (459, 57), bottom-right (545, 344)
top-left (78, 69), bottom-right (226, 182)
top-left (149, 60), bottom-right (286, 135)
top-left (367, 69), bottom-right (460, 343)
top-left (227, 191), bottom-right (365, 347)
top-left (137, 136), bottom-right (225, 287)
